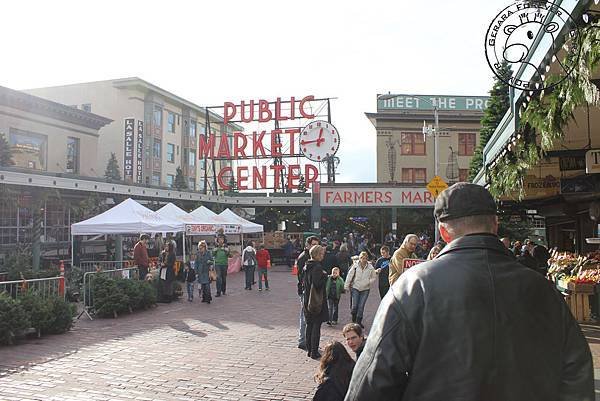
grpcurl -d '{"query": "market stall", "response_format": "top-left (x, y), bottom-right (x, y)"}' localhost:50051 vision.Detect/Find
top-left (548, 249), bottom-right (600, 322)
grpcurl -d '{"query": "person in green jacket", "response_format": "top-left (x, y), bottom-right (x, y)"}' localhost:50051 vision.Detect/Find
top-left (213, 235), bottom-right (230, 297)
top-left (326, 267), bottom-right (345, 325)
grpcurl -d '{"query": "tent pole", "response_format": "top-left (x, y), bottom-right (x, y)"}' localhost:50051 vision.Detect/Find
top-left (183, 232), bottom-right (187, 264)
top-left (71, 233), bottom-right (74, 269)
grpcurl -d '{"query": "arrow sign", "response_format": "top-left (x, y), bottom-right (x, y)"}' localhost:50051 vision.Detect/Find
top-left (426, 176), bottom-right (448, 198)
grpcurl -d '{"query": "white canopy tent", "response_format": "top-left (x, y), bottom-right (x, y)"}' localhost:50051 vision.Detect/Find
top-left (218, 209), bottom-right (264, 234)
top-left (70, 198), bottom-right (185, 268)
top-left (189, 205), bottom-right (218, 220)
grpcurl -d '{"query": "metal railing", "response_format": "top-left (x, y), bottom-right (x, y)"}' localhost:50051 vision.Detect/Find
top-left (78, 266), bottom-right (139, 321)
top-left (0, 276), bottom-right (64, 300)
top-left (79, 260), bottom-right (134, 274)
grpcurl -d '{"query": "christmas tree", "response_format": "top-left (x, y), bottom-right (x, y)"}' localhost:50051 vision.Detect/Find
top-left (0, 132), bottom-right (14, 167)
top-left (174, 167), bottom-right (188, 190)
top-left (104, 153), bottom-right (121, 180)
top-left (297, 175), bottom-right (307, 193)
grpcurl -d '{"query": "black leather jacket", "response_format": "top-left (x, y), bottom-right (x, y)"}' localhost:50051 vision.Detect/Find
top-left (345, 234), bottom-right (593, 401)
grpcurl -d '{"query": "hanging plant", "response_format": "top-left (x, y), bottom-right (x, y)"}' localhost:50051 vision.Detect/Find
top-left (487, 20), bottom-right (600, 198)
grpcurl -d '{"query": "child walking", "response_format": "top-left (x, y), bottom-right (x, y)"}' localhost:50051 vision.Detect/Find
top-left (256, 244), bottom-right (271, 291)
top-left (183, 262), bottom-right (197, 302)
top-left (326, 267), bottom-right (345, 325)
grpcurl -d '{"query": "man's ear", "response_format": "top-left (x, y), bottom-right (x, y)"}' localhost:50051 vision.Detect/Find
top-left (439, 223), bottom-right (453, 243)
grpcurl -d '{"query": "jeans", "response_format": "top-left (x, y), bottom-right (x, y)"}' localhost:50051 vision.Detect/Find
top-left (200, 282), bottom-right (211, 302)
top-left (379, 283), bottom-right (390, 299)
top-left (327, 298), bottom-right (339, 322)
top-left (306, 321), bottom-right (322, 355)
top-left (186, 282), bottom-right (194, 300)
top-left (351, 288), bottom-right (370, 320)
top-left (139, 265), bottom-right (148, 281)
top-left (244, 265), bottom-right (255, 289)
top-left (215, 264), bottom-right (227, 295)
top-left (258, 268), bottom-right (269, 289)
top-left (298, 295), bottom-right (306, 346)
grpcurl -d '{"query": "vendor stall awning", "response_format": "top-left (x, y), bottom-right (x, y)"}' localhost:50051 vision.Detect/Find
top-left (218, 208), bottom-right (263, 234)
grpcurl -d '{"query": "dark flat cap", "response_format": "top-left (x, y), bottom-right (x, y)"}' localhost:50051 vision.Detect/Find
top-left (434, 183), bottom-right (497, 222)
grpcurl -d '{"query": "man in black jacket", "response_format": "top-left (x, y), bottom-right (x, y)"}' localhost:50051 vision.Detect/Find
top-left (297, 235), bottom-right (320, 351)
top-left (345, 183), bottom-right (593, 401)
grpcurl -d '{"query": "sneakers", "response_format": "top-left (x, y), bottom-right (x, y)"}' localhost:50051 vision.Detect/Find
top-left (298, 343), bottom-right (307, 351)
top-left (258, 288), bottom-right (262, 291)
top-left (326, 321), bottom-right (332, 326)
top-left (265, 288), bottom-right (270, 291)
top-left (215, 293), bottom-right (221, 297)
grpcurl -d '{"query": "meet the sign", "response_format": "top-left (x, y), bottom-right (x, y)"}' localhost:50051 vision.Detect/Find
top-left (378, 95), bottom-right (490, 111)
top-left (320, 187), bottom-right (435, 208)
top-left (123, 118), bottom-right (134, 180)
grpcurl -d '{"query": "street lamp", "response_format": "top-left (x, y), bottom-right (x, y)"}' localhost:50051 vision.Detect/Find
top-left (377, 94), bottom-right (441, 243)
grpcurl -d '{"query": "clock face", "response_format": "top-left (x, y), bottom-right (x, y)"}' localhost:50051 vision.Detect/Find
top-left (299, 120), bottom-right (340, 162)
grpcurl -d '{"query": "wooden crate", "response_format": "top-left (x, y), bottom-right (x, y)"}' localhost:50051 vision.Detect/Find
top-left (568, 281), bottom-right (596, 294)
top-left (565, 293), bottom-right (592, 323)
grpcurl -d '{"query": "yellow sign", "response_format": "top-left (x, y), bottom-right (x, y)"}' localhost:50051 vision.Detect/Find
top-left (426, 176), bottom-right (448, 198)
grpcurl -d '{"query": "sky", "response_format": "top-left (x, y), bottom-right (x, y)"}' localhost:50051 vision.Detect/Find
top-left (0, 0), bottom-right (510, 184)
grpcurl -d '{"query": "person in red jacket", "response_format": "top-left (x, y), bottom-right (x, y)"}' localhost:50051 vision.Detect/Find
top-left (256, 244), bottom-right (271, 291)
top-left (133, 234), bottom-right (150, 280)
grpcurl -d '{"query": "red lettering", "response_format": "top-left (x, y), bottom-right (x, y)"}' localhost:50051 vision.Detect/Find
top-left (237, 166), bottom-right (249, 190)
top-left (325, 191), bottom-right (333, 203)
top-left (217, 134), bottom-right (231, 158)
top-left (272, 165), bottom-right (285, 189)
top-left (413, 192), bottom-right (423, 203)
top-left (333, 192), bottom-right (343, 203)
top-left (240, 100), bottom-right (255, 123)
top-left (271, 129), bottom-right (283, 157)
top-left (286, 128), bottom-right (300, 155)
top-left (288, 164), bottom-right (301, 189)
top-left (300, 95), bottom-right (315, 119)
top-left (304, 164), bottom-right (319, 188)
top-left (233, 132), bottom-right (247, 159)
top-left (355, 192), bottom-right (365, 203)
top-left (217, 167), bottom-right (232, 189)
top-left (258, 99), bottom-right (272, 123)
top-left (223, 102), bottom-right (236, 125)
top-left (384, 191), bottom-right (393, 203)
top-left (290, 96), bottom-right (296, 119)
top-left (252, 166), bottom-right (267, 189)
top-left (275, 97), bottom-right (288, 122)
top-left (344, 192), bottom-right (352, 203)
top-left (401, 192), bottom-right (413, 204)
top-left (424, 191), bottom-right (434, 204)
top-left (374, 191), bottom-right (383, 203)
top-left (365, 192), bottom-right (374, 203)
top-left (198, 134), bottom-right (215, 158)
top-left (253, 131), bottom-right (266, 157)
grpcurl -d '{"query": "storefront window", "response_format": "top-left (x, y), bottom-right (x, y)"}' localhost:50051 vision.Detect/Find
top-left (153, 140), bottom-right (161, 158)
top-left (189, 150), bottom-right (196, 167)
top-left (153, 107), bottom-right (162, 127)
top-left (189, 120), bottom-right (196, 138)
top-left (66, 137), bottom-right (80, 174)
top-left (9, 128), bottom-right (48, 171)
top-left (152, 173), bottom-right (160, 186)
top-left (188, 178), bottom-right (195, 190)
top-left (166, 174), bottom-right (174, 187)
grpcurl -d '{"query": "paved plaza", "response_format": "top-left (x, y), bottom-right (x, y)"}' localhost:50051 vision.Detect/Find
top-left (1, 267), bottom-right (600, 401)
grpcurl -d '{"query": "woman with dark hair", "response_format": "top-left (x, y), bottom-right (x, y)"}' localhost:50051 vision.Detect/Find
top-left (313, 341), bottom-right (355, 401)
top-left (159, 241), bottom-right (176, 303)
top-left (303, 245), bottom-right (329, 359)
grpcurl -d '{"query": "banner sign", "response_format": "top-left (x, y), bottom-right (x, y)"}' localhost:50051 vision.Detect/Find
top-left (561, 174), bottom-right (600, 194)
top-left (320, 187), bottom-right (435, 208)
top-left (123, 118), bottom-right (134, 180)
top-left (185, 224), bottom-right (242, 235)
top-left (403, 259), bottom-right (424, 269)
top-left (136, 120), bottom-right (144, 184)
top-left (377, 95), bottom-right (489, 112)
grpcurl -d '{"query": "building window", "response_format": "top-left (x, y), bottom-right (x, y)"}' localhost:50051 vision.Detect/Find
top-left (153, 140), bottom-right (161, 158)
top-left (81, 104), bottom-right (91, 113)
top-left (458, 133), bottom-right (476, 156)
top-left (9, 128), bottom-right (48, 171)
top-left (459, 169), bottom-right (469, 182)
top-left (188, 178), bottom-right (195, 190)
top-left (200, 159), bottom-right (206, 170)
top-left (166, 174), bottom-right (174, 187)
top-left (402, 168), bottom-right (427, 183)
top-left (152, 173), bottom-right (160, 186)
top-left (153, 107), bottom-right (162, 127)
top-left (167, 143), bottom-right (175, 163)
top-left (167, 112), bottom-right (175, 133)
top-left (189, 150), bottom-right (196, 167)
top-left (189, 120), bottom-right (196, 138)
top-left (401, 133), bottom-right (426, 155)
top-left (66, 137), bottom-right (80, 174)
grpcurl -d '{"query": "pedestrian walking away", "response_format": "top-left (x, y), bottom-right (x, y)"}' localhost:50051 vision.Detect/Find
top-left (213, 235), bottom-right (230, 297)
top-left (303, 244), bottom-right (329, 360)
top-left (194, 241), bottom-right (213, 304)
top-left (388, 234), bottom-right (419, 286)
top-left (183, 262), bottom-right (196, 302)
top-left (345, 183), bottom-right (594, 401)
top-left (242, 240), bottom-right (257, 290)
top-left (256, 244), bottom-right (271, 291)
top-left (344, 252), bottom-right (377, 328)
top-left (326, 267), bottom-right (345, 325)
top-left (312, 341), bottom-right (355, 401)
top-left (297, 235), bottom-right (320, 351)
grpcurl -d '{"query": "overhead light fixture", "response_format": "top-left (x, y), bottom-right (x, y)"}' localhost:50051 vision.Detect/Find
top-left (546, 65), bottom-right (551, 72)
top-left (583, 14), bottom-right (590, 23)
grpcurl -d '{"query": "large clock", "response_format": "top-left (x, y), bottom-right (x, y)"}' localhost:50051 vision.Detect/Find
top-left (299, 120), bottom-right (340, 162)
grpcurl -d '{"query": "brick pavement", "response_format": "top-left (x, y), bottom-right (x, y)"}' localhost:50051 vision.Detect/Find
top-left (1, 268), bottom-right (600, 400)
top-left (0, 267), bottom-right (382, 401)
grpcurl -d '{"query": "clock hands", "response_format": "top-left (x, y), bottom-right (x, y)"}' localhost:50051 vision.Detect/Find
top-left (301, 128), bottom-right (325, 146)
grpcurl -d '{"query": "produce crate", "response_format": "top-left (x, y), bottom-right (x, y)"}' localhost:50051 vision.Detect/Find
top-left (565, 293), bottom-right (592, 323)
top-left (567, 281), bottom-right (596, 294)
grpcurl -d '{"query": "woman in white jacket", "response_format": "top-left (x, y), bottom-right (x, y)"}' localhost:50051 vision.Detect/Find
top-left (241, 240), bottom-right (257, 290)
top-left (344, 251), bottom-right (378, 328)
